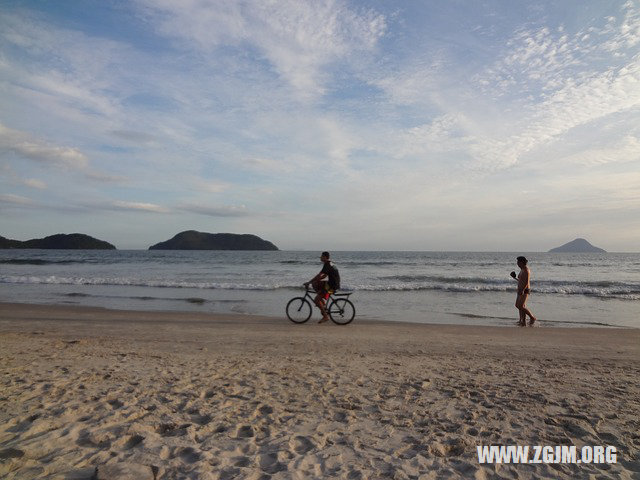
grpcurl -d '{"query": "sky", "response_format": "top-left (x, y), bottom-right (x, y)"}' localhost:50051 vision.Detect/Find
top-left (1, 0), bottom-right (639, 251)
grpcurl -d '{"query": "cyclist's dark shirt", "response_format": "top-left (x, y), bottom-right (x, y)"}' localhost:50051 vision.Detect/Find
top-left (321, 261), bottom-right (340, 290)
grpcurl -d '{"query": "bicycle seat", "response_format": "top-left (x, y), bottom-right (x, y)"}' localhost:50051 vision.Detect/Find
top-left (332, 291), bottom-right (353, 297)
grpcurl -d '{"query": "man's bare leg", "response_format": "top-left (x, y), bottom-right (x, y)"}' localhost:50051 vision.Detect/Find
top-left (314, 294), bottom-right (330, 323)
top-left (516, 295), bottom-right (527, 326)
top-left (318, 299), bottom-right (330, 323)
top-left (312, 280), bottom-right (330, 323)
top-left (516, 294), bottom-right (536, 326)
top-left (518, 309), bottom-right (526, 326)
top-left (523, 307), bottom-right (536, 326)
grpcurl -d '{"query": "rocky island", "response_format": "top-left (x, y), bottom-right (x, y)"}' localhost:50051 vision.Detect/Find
top-left (549, 238), bottom-right (606, 253)
top-left (149, 230), bottom-right (279, 251)
top-left (0, 233), bottom-right (116, 249)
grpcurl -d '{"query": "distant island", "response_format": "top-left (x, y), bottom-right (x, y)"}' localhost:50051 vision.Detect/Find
top-left (0, 233), bottom-right (116, 250)
top-left (149, 230), bottom-right (279, 251)
top-left (549, 238), bottom-right (606, 253)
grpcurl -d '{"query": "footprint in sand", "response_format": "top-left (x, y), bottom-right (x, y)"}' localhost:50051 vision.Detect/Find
top-left (107, 398), bottom-right (124, 409)
top-left (257, 452), bottom-right (285, 474)
top-left (253, 404), bottom-right (274, 418)
top-left (429, 438), bottom-right (466, 457)
top-left (191, 413), bottom-right (212, 426)
top-left (232, 455), bottom-right (251, 467)
top-left (122, 434), bottom-right (145, 450)
top-left (597, 432), bottom-right (620, 444)
top-left (8, 414), bottom-right (40, 433)
top-left (200, 388), bottom-right (215, 399)
top-left (234, 425), bottom-right (254, 438)
top-left (178, 446), bottom-right (201, 464)
top-left (332, 411), bottom-right (349, 423)
top-left (289, 435), bottom-right (314, 454)
top-left (156, 423), bottom-right (190, 437)
top-left (0, 448), bottom-right (24, 460)
top-left (76, 429), bottom-right (112, 449)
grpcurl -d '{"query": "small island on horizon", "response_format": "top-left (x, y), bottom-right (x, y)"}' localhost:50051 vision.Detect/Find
top-left (0, 233), bottom-right (116, 250)
top-left (148, 230), bottom-right (279, 251)
top-left (549, 238), bottom-right (606, 253)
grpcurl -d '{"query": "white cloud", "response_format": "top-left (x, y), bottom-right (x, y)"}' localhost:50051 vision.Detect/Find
top-left (83, 171), bottom-right (129, 183)
top-left (369, 59), bottom-right (448, 107)
top-left (134, 0), bottom-right (386, 98)
top-left (0, 123), bottom-right (127, 184)
top-left (480, 1), bottom-right (640, 97)
top-left (0, 13), bottom-right (125, 118)
top-left (561, 135), bottom-right (640, 166)
top-left (111, 201), bottom-right (171, 214)
top-left (179, 204), bottom-right (249, 217)
top-left (191, 180), bottom-right (232, 194)
top-left (0, 193), bottom-right (35, 206)
top-left (1, 2), bottom-right (639, 250)
top-left (378, 2), bottom-right (640, 172)
top-left (502, 56), bottom-right (640, 165)
top-left (110, 130), bottom-right (158, 144)
top-left (601, 0), bottom-right (640, 52)
top-left (0, 123), bottom-right (88, 169)
top-left (22, 178), bottom-right (47, 189)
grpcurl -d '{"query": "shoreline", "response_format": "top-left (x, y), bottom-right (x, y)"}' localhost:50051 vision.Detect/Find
top-left (1, 302), bottom-right (639, 479)
top-left (1, 300), bottom-right (637, 330)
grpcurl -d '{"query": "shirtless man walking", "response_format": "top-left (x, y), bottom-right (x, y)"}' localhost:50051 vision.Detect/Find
top-left (510, 256), bottom-right (537, 327)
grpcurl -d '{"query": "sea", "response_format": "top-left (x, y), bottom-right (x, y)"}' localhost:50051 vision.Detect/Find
top-left (0, 250), bottom-right (638, 328)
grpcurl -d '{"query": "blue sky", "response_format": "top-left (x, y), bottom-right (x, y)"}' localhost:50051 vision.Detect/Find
top-left (1, 0), bottom-right (639, 251)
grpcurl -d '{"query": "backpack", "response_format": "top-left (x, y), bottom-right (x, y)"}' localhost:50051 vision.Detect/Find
top-left (329, 263), bottom-right (340, 290)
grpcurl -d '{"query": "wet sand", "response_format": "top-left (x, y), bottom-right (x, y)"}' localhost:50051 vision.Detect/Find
top-left (1, 302), bottom-right (639, 479)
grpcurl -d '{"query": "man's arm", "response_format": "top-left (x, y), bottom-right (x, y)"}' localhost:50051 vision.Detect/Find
top-left (304, 271), bottom-right (327, 286)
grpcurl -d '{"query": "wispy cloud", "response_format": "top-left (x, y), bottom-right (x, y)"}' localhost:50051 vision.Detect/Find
top-left (1, 1), bottom-right (638, 250)
top-left (110, 130), bottom-right (158, 145)
top-left (110, 201), bottom-right (171, 214)
top-left (0, 123), bottom-right (88, 169)
top-left (374, 1), bottom-right (640, 172)
top-left (0, 193), bottom-right (36, 207)
top-left (134, 0), bottom-right (386, 98)
top-left (561, 135), bottom-right (640, 166)
top-left (178, 204), bottom-right (250, 217)
top-left (21, 178), bottom-right (47, 189)
top-left (81, 200), bottom-right (251, 218)
top-left (0, 123), bottom-right (128, 185)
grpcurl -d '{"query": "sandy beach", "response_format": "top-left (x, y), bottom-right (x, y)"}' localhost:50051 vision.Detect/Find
top-left (1, 302), bottom-right (639, 479)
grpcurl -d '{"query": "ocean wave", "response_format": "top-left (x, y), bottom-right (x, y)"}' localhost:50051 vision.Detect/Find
top-left (380, 274), bottom-right (508, 284)
top-left (0, 275), bottom-right (301, 291)
top-left (2, 275), bottom-right (638, 300)
top-left (348, 283), bottom-right (640, 300)
top-left (280, 260), bottom-right (410, 267)
top-left (0, 259), bottom-right (91, 266)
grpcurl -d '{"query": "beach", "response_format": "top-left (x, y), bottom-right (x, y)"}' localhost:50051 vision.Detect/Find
top-left (1, 302), bottom-right (639, 479)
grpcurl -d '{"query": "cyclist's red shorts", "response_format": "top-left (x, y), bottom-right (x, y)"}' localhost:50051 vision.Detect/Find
top-left (321, 283), bottom-right (333, 300)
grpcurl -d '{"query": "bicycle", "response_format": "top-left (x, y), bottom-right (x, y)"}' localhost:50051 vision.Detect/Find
top-left (286, 286), bottom-right (356, 325)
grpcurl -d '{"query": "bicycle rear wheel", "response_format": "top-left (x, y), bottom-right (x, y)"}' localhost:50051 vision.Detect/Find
top-left (286, 297), bottom-right (312, 323)
top-left (328, 298), bottom-right (355, 325)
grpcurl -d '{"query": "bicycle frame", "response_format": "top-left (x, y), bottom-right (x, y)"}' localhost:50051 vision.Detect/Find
top-left (286, 286), bottom-right (355, 325)
top-left (303, 286), bottom-right (352, 303)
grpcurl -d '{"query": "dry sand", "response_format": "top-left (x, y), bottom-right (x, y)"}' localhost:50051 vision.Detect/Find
top-left (1, 302), bottom-right (639, 479)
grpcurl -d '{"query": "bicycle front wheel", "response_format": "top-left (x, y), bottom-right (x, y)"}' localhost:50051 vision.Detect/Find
top-left (286, 297), bottom-right (313, 323)
top-left (328, 298), bottom-right (355, 325)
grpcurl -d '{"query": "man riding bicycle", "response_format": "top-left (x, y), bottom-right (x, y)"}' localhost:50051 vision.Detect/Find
top-left (304, 251), bottom-right (340, 324)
